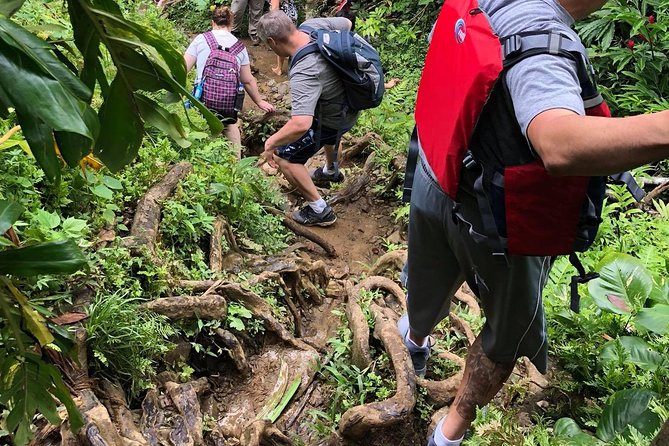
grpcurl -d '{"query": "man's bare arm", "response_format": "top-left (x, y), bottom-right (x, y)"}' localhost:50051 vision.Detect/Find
top-left (528, 108), bottom-right (669, 176)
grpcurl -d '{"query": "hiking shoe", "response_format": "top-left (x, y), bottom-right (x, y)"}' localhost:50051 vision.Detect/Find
top-left (291, 205), bottom-right (336, 227)
top-left (397, 314), bottom-right (431, 377)
top-left (310, 167), bottom-right (345, 186)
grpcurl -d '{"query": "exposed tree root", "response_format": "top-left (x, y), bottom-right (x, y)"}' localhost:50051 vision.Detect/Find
top-left (344, 281), bottom-right (372, 370)
top-left (210, 216), bottom-right (235, 273)
top-left (417, 371), bottom-right (464, 407)
top-left (142, 295), bottom-right (228, 320)
top-left (100, 380), bottom-right (148, 446)
top-left (449, 312), bottom-right (475, 346)
top-left (340, 133), bottom-right (386, 165)
top-left (76, 389), bottom-right (124, 446)
top-left (218, 282), bottom-right (315, 352)
top-left (241, 420), bottom-right (295, 446)
top-left (165, 380), bottom-right (208, 446)
top-left (328, 152), bottom-right (376, 207)
top-left (380, 154), bottom-right (408, 197)
top-left (641, 179), bottom-right (669, 209)
top-left (368, 250), bottom-right (407, 277)
top-left (266, 207), bottom-right (337, 257)
top-left (522, 357), bottom-right (548, 396)
top-left (354, 275), bottom-right (406, 314)
top-left (338, 305), bottom-right (416, 439)
top-left (652, 419), bottom-right (669, 446)
top-left (250, 271), bottom-right (304, 337)
top-left (139, 389), bottom-right (163, 445)
top-left (453, 288), bottom-right (481, 318)
top-left (214, 328), bottom-right (251, 375)
top-left (127, 162), bottom-right (193, 253)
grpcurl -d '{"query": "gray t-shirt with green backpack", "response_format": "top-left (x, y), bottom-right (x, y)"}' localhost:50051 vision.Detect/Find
top-left (288, 17), bottom-right (360, 129)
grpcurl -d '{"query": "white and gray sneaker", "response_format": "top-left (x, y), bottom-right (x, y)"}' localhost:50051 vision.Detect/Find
top-left (290, 204), bottom-right (337, 227)
top-left (397, 313), bottom-right (431, 377)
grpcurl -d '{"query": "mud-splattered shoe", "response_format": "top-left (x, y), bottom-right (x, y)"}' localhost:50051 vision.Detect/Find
top-left (397, 313), bottom-right (431, 377)
top-left (290, 205), bottom-right (336, 227)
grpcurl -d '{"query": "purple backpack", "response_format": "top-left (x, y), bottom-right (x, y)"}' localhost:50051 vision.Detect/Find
top-left (201, 32), bottom-right (245, 117)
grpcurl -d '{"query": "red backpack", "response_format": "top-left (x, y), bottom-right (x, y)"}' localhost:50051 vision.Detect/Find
top-left (201, 32), bottom-right (245, 121)
top-left (404, 0), bottom-right (645, 310)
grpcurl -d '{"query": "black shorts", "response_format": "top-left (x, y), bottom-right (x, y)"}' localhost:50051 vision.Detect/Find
top-left (275, 121), bottom-right (350, 165)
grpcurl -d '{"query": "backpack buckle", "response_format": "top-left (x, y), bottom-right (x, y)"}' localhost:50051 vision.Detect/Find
top-left (503, 35), bottom-right (522, 59)
top-left (463, 152), bottom-right (477, 170)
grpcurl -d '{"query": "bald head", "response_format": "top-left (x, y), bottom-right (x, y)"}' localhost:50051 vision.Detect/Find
top-left (559, 0), bottom-right (608, 20)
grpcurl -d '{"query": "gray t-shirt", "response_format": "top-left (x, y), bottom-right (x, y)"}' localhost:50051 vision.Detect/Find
top-left (186, 30), bottom-right (250, 83)
top-left (288, 17), bottom-right (360, 129)
top-left (479, 0), bottom-right (585, 135)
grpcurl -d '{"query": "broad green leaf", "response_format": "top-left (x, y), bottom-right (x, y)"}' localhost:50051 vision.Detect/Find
top-left (0, 200), bottom-right (23, 234)
top-left (0, 39), bottom-right (92, 137)
top-left (135, 94), bottom-right (191, 148)
top-left (599, 336), bottom-right (666, 371)
top-left (0, 18), bottom-right (92, 102)
top-left (635, 304), bottom-right (669, 335)
top-left (16, 112), bottom-right (61, 182)
top-left (1, 278), bottom-right (54, 346)
top-left (95, 77), bottom-right (144, 171)
top-left (596, 389), bottom-right (661, 441)
top-left (0, 0), bottom-right (28, 17)
top-left (35, 209), bottom-right (61, 229)
top-left (0, 239), bottom-right (87, 276)
top-left (61, 218), bottom-right (87, 235)
top-left (554, 418), bottom-right (599, 445)
top-left (101, 176), bottom-right (123, 190)
top-left (589, 253), bottom-right (652, 315)
top-left (91, 184), bottom-right (114, 200)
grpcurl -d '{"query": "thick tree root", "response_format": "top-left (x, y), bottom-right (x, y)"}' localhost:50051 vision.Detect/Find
top-left (449, 312), bottom-right (475, 346)
top-left (127, 162), bottom-right (193, 253)
top-left (417, 371), bottom-right (464, 407)
top-left (214, 328), bottom-right (251, 375)
top-left (354, 275), bottom-right (406, 313)
top-left (652, 419), bottom-right (669, 446)
top-left (250, 271), bottom-right (304, 337)
top-left (641, 180), bottom-right (669, 210)
top-left (344, 281), bottom-right (372, 370)
top-left (522, 357), bottom-right (548, 396)
top-left (340, 133), bottom-right (386, 164)
top-left (266, 207), bottom-right (337, 257)
top-left (368, 250), bottom-right (407, 277)
top-left (76, 389), bottom-right (124, 446)
top-left (328, 152), bottom-right (376, 207)
top-left (218, 282), bottom-right (315, 352)
top-left (453, 289), bottom-right (481, 318)
top-left (338, 304), bottom-right (416, 439)
top-left (241, 420), bottom-right (295, 446)
top-left (100, 380), bottom-right (149, 446)
top-left (142, 295), bottom-right (228, 320)
top-left (139, 390), bottom-right (164, 446)
top-left (165, 380), bottom-right (208, 446)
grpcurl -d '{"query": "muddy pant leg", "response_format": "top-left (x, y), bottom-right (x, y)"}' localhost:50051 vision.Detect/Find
top-left (406, 161), bottom-right (465, 338)
top-left (231, 0), bottom-right (248, 34)
top-left (248, 0), bottom-right (264, 39)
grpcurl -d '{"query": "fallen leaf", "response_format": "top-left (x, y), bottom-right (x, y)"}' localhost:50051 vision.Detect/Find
top-left (50, 312), bottom-right (88, 325)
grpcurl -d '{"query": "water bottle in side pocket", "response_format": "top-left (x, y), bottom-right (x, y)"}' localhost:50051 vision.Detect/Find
top-left (234, 83), bottom-right (245, 113)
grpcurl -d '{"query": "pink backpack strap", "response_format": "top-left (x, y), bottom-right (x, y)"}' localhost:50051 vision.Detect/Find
top-left (228, 39), bottom-right (246, 56)
top-left (203, 31), bottom-right (219, 50)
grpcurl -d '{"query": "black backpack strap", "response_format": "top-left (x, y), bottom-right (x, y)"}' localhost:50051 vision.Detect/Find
top-left (569, 253), bottom-right (599, 313)
top-left (610, 172), bottom-right (646, 201)
top-left (402, 127), bottom-right (420, 203)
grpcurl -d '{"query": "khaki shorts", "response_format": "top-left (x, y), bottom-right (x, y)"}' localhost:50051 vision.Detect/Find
top-left (404, 158), bottom-right (551, 373)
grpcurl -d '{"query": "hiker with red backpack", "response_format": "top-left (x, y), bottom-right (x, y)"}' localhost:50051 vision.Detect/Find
top-left (400, 1), bottom-right (669, 445)
top-left (184, 6), bottom-right (274, 155)
top-left (256, 11), bottom-right (384, 226)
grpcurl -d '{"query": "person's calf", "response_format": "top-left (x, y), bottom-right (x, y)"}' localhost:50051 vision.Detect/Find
top-left (442, 335), bottom-right (515, 440)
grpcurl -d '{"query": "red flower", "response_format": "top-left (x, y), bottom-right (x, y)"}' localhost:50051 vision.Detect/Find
top-left (648, 15), bottom-right (656, 24)
top-left (627, 39), bottom-right (635, 49)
